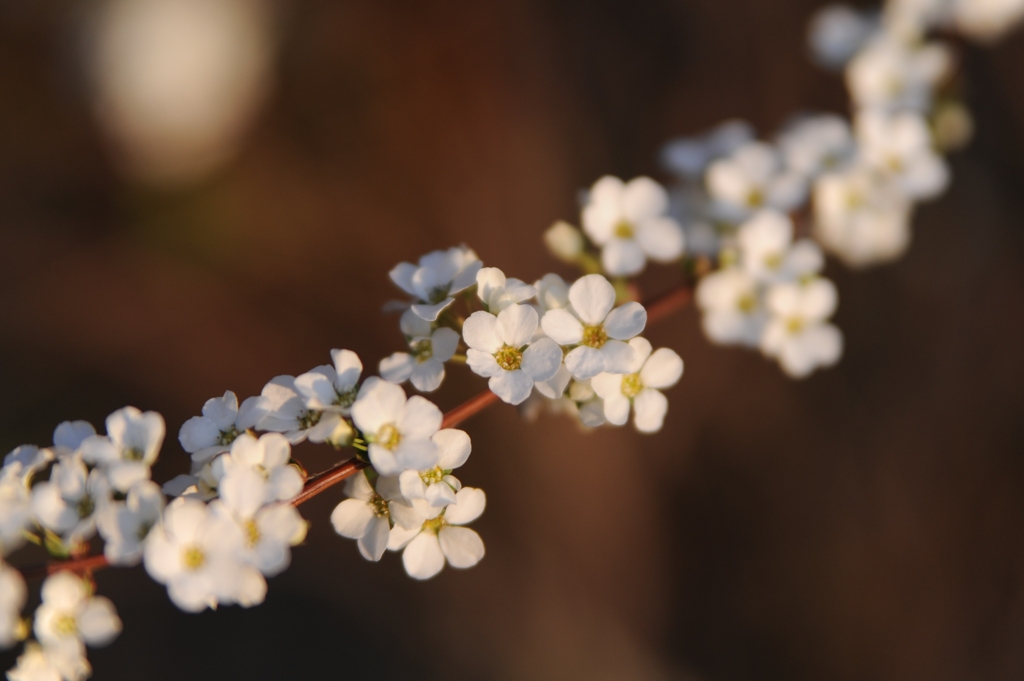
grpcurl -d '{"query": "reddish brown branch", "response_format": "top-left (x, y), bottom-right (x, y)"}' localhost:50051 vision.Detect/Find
top-left (18, 280), bottom-right (695, 582)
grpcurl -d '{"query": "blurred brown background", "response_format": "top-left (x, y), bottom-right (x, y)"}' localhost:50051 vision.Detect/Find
top-left (2, 0), bottom-right (1024, 679)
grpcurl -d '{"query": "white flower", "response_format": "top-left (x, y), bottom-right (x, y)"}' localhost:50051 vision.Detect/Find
top-left (0, 464), bottom-right (31, 556)
top-left (294, 349), bottom-right (363, 444)
top-left (52, 422), bottom-right (96, 454)
top-left (846, 36), bottom-right (950, 113)
top-left (541, 274), bottom-right (648, 380)
top-left (856, 110), bottom-right (950, 201)
top-left (178, 391), bottom-right (263, 466)
top-left (96, 480), bottom-right (165, 566)
top-left (379, 311), bottom-right (459, 393)
top-left (389, 246), bottom-right (482, 321)
top-left (813, 164), bottom-right (914, 267)
top-left (210, 485), bottom-right (307, 578)
top-left (144, 497), bottom-right (263, 612)
top-left (696, 267), bottom-right (767, 347)
top-left (761, 278), bottom-right (844, 378)
top-left (350, 378), bottom-right (442, 476)
top-left (0, 561), bottom-right (26, 649)
top-left (464, 304), bottom-right (562, 405)
top-left (390, 486), bottom-right (486, 580)
top-left (533, 273), bottom-right (570, 315)
top-left (217, 432), bottom-right (304, 505)
top-left (398, 429), bottom-right (471, 513)
top-left (661, 119), bottom-right (755, 179)
top-left (777, 114), bottom-right (855, 178)
top-left (581, 176), bottom-right (685, 276)
top-left (255, 375), bottom-right (323, 445)
top-left (33, 572), bottom-right (121, 652)
top-left (592, 338), bottom-right (684, 433)
top-left (330, 471), bottom-right (417, 562)
top-left (476, 267), bottom-right (537, 313)
top-left (30, 454), bottom-right (111, 548)
top-left (807, 4), bottom-right (878, 69)
top-left (736, 210), bottom-right (824, 284)
top-left (7, 642), bottom-right (89, 681)
top-left (706, 142), bottom-right (808, 223)
top-left (78, 407), bottom-right (165, 493)
top-left (3, 446), bottom-right (53, 489)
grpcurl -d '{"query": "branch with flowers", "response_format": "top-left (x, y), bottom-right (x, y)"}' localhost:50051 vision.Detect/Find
top-left (1, 0), bottom-right (1021, 678)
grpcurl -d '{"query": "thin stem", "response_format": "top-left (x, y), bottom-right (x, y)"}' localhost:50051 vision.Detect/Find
top-left (17, 279), bottom-right (696, 582)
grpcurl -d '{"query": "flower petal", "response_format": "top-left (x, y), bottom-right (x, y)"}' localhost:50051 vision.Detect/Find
top-left (496, 304), bottom-right (538, 348)
top-left (540, 308), bottom-right (584, 345)
top-left (489, 371), bottom-right (534, 405)
top-left (463, 311), bottom-right (503, 353)
top-left (402, 532), bottom-right (446, 579)
top-left (439, 526), bottom-right (485, 569)
top-left (604, 302), bottom-right (647, 340)
top-left (434, 429), bottom-right (471, 470)
top-left (445, 487), bottom-right (486, 525)
top-left (568, 275), bottom-right (616, 326)
top-left (633, 388), bottom-right (669, 433)
top-left (379, 352), bottom-right (415, 384)
top-left (599, 340), bottom-right (637, 375)
top-left (521, 337), bottom-right (562, 382)
top-left (640, 348), bottom-right (684, 389)
top-left (330, 499), bottom-right (375, 539)
top-left (352, 378), bottom-right (406, 434)
top-left (564, 345), bottom-right (606, 380)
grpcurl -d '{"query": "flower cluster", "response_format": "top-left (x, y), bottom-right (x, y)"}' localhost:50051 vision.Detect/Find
top-left (0, 0), bottom-right (1020, 678)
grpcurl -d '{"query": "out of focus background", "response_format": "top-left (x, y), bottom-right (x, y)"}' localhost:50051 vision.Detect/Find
top-left (2, 0), bottom-right (1024, 679)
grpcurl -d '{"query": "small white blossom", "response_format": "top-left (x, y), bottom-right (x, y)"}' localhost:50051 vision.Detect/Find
top-left (52, 422), bottom-right (96, 455)
top-left (33, 572), bottom-right (121, 653)
top-left (706, 142), bottom-right (807, 223)
top-left (294, 349), bottom-right (363, 444)
top-left (30, 454), bottom-right (111, 548)
top-left (778, 114), bottom-right (856, 178)
top-left (210, 480), bottom-right (307, 578)
top-left (380, 311), bottom-right (459, 393)
top-left (144, 497), bottom-right (264, 612)
top-left (592, 338), bottom-right (684, 433)
top-left (808, 4), bottom-right (878, 69)
top-left (761, 278), bottom-right (844, 378)
top-left (581, 176), bottom-right (685, 276)
top-left (389, 486), bottom-right (486, 580)
top-left (696, 267), bottom-right (767, 348)
top-left (533, 273), bottom-right (571, 315)
top-left (178, 391), bottom-right (263, 466)
top-left (78, 407), bottom-right (165, 493)
top-left (255, 375), bottom-right (323, 445)
top-left (398, 429), bottom-right (470, 514)
top-left (541, 274), bottom-right (648, 380)
top-left (331, 471), bottom-right (417, 562)
top-left (846, 36), bottom-right (950, 113)
top-left (389, 246), bottom-right (482, 321)
top-left (0, 561), bottom-right (26, 648)
top-left (0, 464), bottom-right (31, 556)
top-left (856, 110), bottom-right (950, 201)
top-left (96, 480), bottom-right (165, 566)
top-left (7, 642), bottom-right (89, 681)
top-left (350, 378), bottom-right (442, 476)
top-left (464, 304), bottom-right (562, 405)
top-left (476, 267), bottom-right (536, 313)
top-left (217, 432), bottom-right (304, 505)
top-left (736, 210), bottom-right (824, 284)
top-left (813, 164), bottom-right (914, 267)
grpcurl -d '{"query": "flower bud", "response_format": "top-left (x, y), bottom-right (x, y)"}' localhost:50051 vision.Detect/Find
top-left (543, 221), bottom-right (584, 262)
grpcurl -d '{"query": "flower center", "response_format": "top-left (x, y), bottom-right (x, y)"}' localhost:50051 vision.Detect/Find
top-left (76, 495), bottom-right (95, 519)
top-left (746, 188), bottom-right (765, 208)
top-left (53, 614), bottom-right (77, 637)
top-left (376, 423), bottom-right (401, 450)
top-left (217, 427), bottom-right (240, 447)
top-left (844, 190), bottom-right (865, 210)
top-left (299, 410), bottom-right (322, 430)
top-left (335, 388), bottom-right (358, 410)
top-left (420, 467), bottom-right (445, 486)
top-left (764, 252), bottom-right (783, 271)
top-left (493, 345), bottom-right (523, 371)
top-left (613, 220), bottom-right (635, 239)
top-left (369, 494), bottom-right (390, 519)
top-left (885, 155), bottom-right (904, 173)
top-left (427, 285), bottom-right (450, 305)
top-left (182, 545), bottom-right (206, 571)
top-left (581, 325), bottom-right (608, 349)
top-left (621, 374), bottom-right (643, 398)
top-left (125, 447), bottom-right (145, 462)
top-left (422, 515), bottom-right (446, 535)
top-left (737, 293), bottom-right (757, 314)
top-left (245, 520), bottom-right (261, 548)
top-left (411, 339), bottom-right (434, 364)
top-left (786, 317), bottom-right (806, 334)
